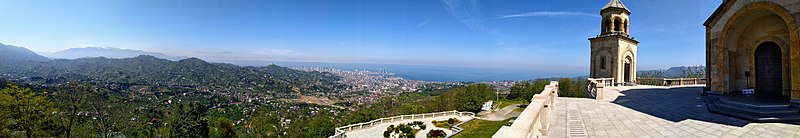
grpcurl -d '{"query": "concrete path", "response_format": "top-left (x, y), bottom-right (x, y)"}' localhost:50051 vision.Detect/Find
top-left (544, 85), bottom-right (800, 138)
top-left (481, 104), bottom-right (525, 121)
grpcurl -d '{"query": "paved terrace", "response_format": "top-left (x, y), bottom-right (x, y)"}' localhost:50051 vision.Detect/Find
top-left (545, 85), bottom-right (800, 138)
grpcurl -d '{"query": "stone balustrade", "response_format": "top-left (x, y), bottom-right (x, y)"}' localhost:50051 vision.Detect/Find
top-left (588, 78), bottom-right (615, 86)
top-left (636, 78), bottom-right (706, 86)
top-left (587, 78), bottom-right (606, 100)
top-left (492, 81), bottom-right (559, 138)
top-left (328, 110), bottom-right (476, 138)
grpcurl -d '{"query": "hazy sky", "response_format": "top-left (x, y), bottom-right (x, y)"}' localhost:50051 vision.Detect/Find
top-left (0, 0), bottom-right (719, 74)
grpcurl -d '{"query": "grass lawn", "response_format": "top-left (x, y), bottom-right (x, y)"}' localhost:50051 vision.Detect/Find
top-left (451, 119), bottom-right (510, 138)
top-left (496, 99), bottom-right (528, 109)
top-left (432, 118), bottom-right (462, 128)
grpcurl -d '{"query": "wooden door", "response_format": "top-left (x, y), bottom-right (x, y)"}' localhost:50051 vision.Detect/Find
top-left (754, 42), bottom-right (782, 96)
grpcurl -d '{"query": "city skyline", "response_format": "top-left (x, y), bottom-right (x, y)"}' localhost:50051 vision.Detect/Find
top-left (0, 0), bottom-right (718, 74)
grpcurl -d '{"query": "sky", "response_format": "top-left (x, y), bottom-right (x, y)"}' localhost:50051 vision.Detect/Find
top-left (0, 0), bottom-right (720, 75)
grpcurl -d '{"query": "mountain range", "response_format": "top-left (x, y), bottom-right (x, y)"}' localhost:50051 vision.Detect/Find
top-left (0, 43), bottom-right (343, 95)
top-left (637, 66), bottom-right (706, 78)
top-left (44, 47), bottom-right (188, 61)
top-left (0, 43), bottom-right (50, 61)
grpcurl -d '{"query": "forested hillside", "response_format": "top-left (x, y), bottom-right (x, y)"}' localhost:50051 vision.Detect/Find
top-left (0, 55), bottom-right (345, 96)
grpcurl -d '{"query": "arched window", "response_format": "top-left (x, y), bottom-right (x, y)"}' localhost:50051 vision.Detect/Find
top-left (600, 56), bottom-right (606, 69)
top-left (614, 18), bottom-right (621, 32)
top-left (605, 19), bottom-right (612, 32)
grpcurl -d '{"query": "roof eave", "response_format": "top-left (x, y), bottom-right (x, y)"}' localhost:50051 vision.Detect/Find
top-left (601, 8), bottom-right (631, 15)
top-left (703, 0), bottom-right (734, 27)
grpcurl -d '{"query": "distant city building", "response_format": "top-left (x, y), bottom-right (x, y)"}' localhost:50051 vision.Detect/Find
top-left (589, 0), bottom-right (639, 84)
top-left (704, 0), bottom-right (800, 102)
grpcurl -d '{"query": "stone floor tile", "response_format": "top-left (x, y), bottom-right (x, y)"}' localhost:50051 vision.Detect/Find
top-left (543, 86), bottom-right (800, 138)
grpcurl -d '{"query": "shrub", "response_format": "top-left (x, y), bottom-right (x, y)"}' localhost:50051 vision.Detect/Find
top-left (414, 121), bottom-right (424, 125)
top-left (395, 124), bottom-right (410, 133)
top-left (419, 124), bottom-right (427, 130)
top-left (384, 131), bottom-right (391, 137)
top-left (447, 118), bottom-right (455, 124)
top-left (427, 130), bottom-right (447, 138)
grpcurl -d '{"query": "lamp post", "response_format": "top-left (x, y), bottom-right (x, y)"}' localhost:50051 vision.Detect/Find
top-left (496, 90), bottom-right (499, 102)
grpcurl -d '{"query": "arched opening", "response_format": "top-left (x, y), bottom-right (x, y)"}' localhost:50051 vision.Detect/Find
top-left (605, 19), bottom-right (612, 32)
top-left (754, 42), bottom-right (783, 97)
top-left (613, 18), bottom-right (621, 32)
top-left (623, 56), bottom-right (632, 82)
top-left (716, 2), bottom-right (799, 95)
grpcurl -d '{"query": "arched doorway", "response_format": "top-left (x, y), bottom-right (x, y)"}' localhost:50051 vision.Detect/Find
top-left (754, 42), bottom-right (782, 97)
top-left (715, 2), bottom-right (799, 95)
top-left (623, 56), bottom-right (632, 82)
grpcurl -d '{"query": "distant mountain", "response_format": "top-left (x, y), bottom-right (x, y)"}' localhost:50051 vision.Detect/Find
top-left (46, 47), bottom-right (188, 61)
top-left (637, 66), bottom-right (705, 78)
top-left (0, 43), bottom-right (50, 62)
top-left (0, 54), bottom-right (344, 95)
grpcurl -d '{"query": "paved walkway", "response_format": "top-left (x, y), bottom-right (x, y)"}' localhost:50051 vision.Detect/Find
top-left (481, 104), bottom-right (524, 121)
top-left (545, 85), bottom-right (800, 138)
top-left (345, 115), bottom-right (473, 138)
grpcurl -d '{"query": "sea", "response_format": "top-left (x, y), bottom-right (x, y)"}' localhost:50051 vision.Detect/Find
top-left (228, 60), bottom-right (581, 82)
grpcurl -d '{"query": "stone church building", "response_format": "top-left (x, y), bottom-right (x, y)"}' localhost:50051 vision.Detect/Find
top-left (590, 0), bottom-right (639, 85)
top-left (704, 0), bottom-right (800, 103)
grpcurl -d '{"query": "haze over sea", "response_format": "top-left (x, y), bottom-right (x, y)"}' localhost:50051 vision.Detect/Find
top-left (231, 61), bottom-right (576, 82)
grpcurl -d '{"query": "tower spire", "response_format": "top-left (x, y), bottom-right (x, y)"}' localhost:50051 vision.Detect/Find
top-left (602, 0), bottom-right (630, 14)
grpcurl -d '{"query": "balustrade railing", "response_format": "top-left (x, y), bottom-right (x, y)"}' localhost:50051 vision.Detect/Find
top-left (492, 81), bottom-right (559, 138)
top-left (588, 78), bottom-right (615, 86)
top-left (587, 78), bottom-right (606, 100)
top-left (329, 110), bottom-right (476, 138)
top-left (636, 78), bottom-right (706, 86)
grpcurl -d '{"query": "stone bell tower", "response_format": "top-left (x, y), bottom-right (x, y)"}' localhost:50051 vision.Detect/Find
top-left (590, 0), bottom-right (639, 84)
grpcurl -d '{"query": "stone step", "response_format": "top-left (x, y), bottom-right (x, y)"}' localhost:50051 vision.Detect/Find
top-left (714, 101), bottom-right (799, 117)
top-left (716, 97), bottom-right (792, 109)
top-left (706, 97), bottom-right (800, 123)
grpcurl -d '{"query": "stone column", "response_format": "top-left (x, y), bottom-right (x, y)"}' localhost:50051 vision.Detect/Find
top-left (610, 19), bottom-right (615, 32)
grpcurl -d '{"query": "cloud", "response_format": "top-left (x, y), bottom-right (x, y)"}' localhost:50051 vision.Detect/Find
top-left (440, 0), bottom-right (485, 31)
top-left (416, 20), bottom-right (430, 29)
top-left (497, 11), bottom-right (600, 19)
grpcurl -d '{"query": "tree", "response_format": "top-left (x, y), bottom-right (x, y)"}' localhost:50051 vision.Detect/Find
top-left (0, 82), bottom-right (59, 137)
top-left (508, 80), bottom-right (549, 101)
top-left (212, 118), bottom-right (236, 138)
top-left (52, 83), bottom-right (93, 138)
top-left (244, 110), bottom-right (280, 137)
top-left (454, 84), bottom-right (494, 112)
top-left (84, 87), bottom-right (135, 138)
top-left (556, 78), bottom-right (587, 98)
top-left (168, 103), bottom-right (209, 138)
top-left (508, 81), bottom-right (530, 100)
top-left (558, 78), bottom-right (573, 97)
top-left (305, 110), bottom-right (335, 138)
